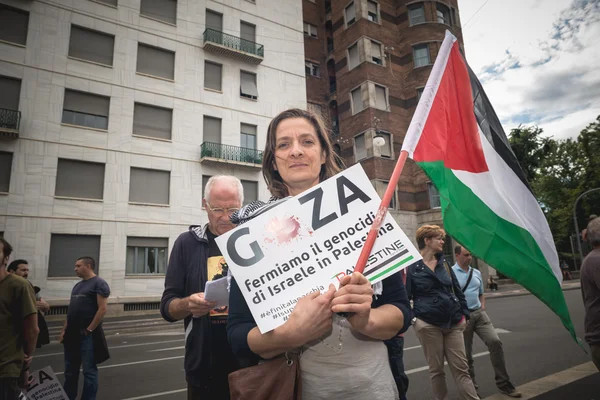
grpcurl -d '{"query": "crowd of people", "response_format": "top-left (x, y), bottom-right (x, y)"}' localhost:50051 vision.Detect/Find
top-left (1, 108), bottom-right (599, 400)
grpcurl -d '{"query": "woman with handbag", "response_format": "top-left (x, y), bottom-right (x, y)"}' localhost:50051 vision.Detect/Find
top-left (405, 225), bottom-right (479, 400)
top-left (227, 108), bottom-right (412, 400)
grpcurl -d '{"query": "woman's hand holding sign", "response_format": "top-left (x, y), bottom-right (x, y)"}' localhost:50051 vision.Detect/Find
top-left (331, 272), bottom-right (374, 332)
top-left (285, 284), bottom-right (336, 343)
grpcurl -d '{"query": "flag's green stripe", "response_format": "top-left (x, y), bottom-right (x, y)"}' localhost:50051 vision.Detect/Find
top-left (368, 256), bottom-right (415, 282)
top-left (418, 160), bottom-right (579, 343)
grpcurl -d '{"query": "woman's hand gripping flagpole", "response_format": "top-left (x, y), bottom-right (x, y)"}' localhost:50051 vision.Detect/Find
top-left (337, 150), bottom-right (409, 318)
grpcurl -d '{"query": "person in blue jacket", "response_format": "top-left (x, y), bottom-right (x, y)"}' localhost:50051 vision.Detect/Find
top-left (406, 225), bottom-right (478, 400)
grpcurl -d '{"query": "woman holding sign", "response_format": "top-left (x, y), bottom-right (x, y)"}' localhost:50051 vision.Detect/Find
top-left (227, 108), bottom-right (411, 400)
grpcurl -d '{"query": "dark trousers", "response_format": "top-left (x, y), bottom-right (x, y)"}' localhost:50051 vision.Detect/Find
top-left (63, 335), bottom-right (98, 400)
top-left (0, 378), bottom-right (19, 400)
top-left (187, 379), bottom-right (230, 400)
top-left (386, 335), bottom-right (409, 399)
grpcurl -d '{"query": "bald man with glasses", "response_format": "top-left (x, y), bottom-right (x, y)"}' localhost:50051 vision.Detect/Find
top-left (160, 175), bottom-right (244, 400)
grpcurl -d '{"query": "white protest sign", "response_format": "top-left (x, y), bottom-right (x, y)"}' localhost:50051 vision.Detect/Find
top-left (21, 366), bottom-right (68, 400)
top-left (216, 164), bottom-right (421, 333)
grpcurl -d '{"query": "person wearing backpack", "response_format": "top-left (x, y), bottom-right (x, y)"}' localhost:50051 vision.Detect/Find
top-left (452, 245), bottom-right (521, 398)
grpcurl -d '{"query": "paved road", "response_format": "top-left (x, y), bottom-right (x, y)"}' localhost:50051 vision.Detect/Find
top-left (31, 289), bottom-right (595, 399)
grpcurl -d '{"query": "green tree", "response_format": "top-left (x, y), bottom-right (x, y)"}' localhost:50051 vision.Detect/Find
top-left (508, 126), bottom-right (552, 182)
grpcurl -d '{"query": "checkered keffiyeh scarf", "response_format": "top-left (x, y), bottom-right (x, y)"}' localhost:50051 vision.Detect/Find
top-left (230, 196), bottom-right (291, 226)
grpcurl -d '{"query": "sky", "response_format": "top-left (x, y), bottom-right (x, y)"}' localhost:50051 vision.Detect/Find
top-left (459, 0), bottom-right (600, 140)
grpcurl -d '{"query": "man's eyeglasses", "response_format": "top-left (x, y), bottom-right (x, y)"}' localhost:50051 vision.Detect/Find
top-left (206, 203), bottom-right (240, 216)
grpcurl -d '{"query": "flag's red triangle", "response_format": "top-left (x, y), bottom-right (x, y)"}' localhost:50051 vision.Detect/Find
top-left (413, 42), bottom-right (489, 173)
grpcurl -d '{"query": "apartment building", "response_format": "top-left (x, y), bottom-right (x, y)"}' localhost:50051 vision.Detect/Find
top-left (302, 0), bottom-right (465, 263)
top-left (0, 0), bottom-right (306, 308)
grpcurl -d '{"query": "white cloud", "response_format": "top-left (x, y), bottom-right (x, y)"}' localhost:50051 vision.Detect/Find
top-left (460, 0), bottom-right (600, 140)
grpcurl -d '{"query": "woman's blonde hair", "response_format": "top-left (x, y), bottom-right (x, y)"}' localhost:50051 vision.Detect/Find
top-left (415, 224), bottom-right (446, 250)
top-left (262, 108), bottom-right (343, 198)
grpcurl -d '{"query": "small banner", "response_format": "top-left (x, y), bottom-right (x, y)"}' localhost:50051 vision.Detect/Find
top-left (216, 164), bottom-right (421, 333)
top-left (19, 366), bottom-right (68, 400)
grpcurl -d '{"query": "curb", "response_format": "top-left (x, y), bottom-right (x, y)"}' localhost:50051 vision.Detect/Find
top-left (482, 361), bottom-right (597, 400)
top-left (486, 284), bottom-right (581, 300)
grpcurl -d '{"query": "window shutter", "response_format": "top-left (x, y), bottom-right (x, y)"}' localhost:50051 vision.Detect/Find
top-left (241, 72), bottom-right (258, 98)
top-left (206, 10), bottom-right (223, 31)
top-left (352, 88), bottom-right (363, 113)
top-left (346, 3), bottom-right (356, 23)
top-left (368, 1), bottom-right (377, 15)
top-left (241, 181), bottom-right (258, 204)
top-left (55, 159), bottom-right (105, 200)
top-left (127, 237), bottom-right (168, 248)
top-left (129, 167), bottom-right (170, 205)
top-left (137, 44), bottom-right (175, 80)
top-left (0, 76), bottom-right (21, 110)
top-left (69, 26), bottom-right (114, 66)
top-left (355, 133), bottom-right (367, 160)
top-left (348, 44), bottom-right (359, 69)
top-left (204, 61), bottom-right (222, 91)
top-left (241, 22), bottom-right (256, 42)
top-left (140, 0), bottom-right (177, 25)
top-left (380, 133), bottom-right (392, 158)
top-left (371, 41), bottom-right (382, 60)
top-left (203, 116), bottom-right (222, 143)
top-left (0, 5), bottom-right (29, 45)
top-left (375, 85), bottom-right (387, 110)
top-left (0, 152), bottom-right (13, 193)
top-left (133, 103), bottom-right (172, 140)
top-left (63, 90), bottom-right (110, 117)
top-left (49, 235), bottom-right (101, 277)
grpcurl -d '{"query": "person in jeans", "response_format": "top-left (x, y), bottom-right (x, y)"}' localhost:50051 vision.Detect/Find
top-left (406, 225), bottom-right (478, 400)
top-left (452, 245), bottom-right (521, 397)
top-left (0, 238), bottom-right (39, 400)
top-left (60, 256), bottom-right (110, 400)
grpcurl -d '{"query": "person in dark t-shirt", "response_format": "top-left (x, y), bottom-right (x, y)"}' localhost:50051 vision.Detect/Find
top-left (160, 176), bottom-right (243, 400)
top-left (59, 256), bottom-right (110, 400)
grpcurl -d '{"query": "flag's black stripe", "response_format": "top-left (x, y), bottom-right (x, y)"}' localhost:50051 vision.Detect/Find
top-left (364, 249), bottom-right (409, 278)
top-left (467, 65), bottom-right (533, 194)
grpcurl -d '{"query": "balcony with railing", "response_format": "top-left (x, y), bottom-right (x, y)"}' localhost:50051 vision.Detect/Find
top-left (203, 28), bottom-right (264, 64)
top-left (0, 108), bottom-right (21, 139)
top-left (200, 142), bottom-right (263, 168)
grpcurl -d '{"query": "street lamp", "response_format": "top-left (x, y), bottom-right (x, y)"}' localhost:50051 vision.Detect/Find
top-left (573, 187), bottom-right (600, 269)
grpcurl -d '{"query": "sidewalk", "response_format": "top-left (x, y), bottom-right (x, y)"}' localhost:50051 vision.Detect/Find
top-left (485, 280), bottom-right (581, 300)
top-left (483, 362), bottom-right (599, 400)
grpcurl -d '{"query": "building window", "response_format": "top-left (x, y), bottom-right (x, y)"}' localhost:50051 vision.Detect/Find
top-left (348, 43), bottom-right (360, 69)
top-left (241, 180), bottom-right (258, 205)
top-left (203, 116), bottom-right (221, 143)
top-left (140, 0), bottom-right (177, 25)
top-left (408, 3), bottom-right (425, 25)
top-left (206, 9), bottom-right (223, 31)
top-left (136, 43), bottom-right (175, 80)
top-left (241, 123), bottom-right (257, 149)
top-left (416, 87), bottom-right (424, 101)
top-left (95, 0), bottom-right (118, 6)
top-left (367, 1), bottom-right (379, 23)
top-left (451, 8), bottom-right (458, 26)
top-left (133, 103), bottom-right (172, 140)
top-left (371, 180), bottom-right (396, 209)
top-left (354, 132), bottom-right (367, 161)
top-left (351, 87), bottom-right (363, 114)
top-left (62, 89), bottom-right (110, 130)
top-left (240, 71), bottom-right (258, 100)
top-left (307, 102), bottom-right (325, 119)
top-left (129, 167), bottom-right (170, 205)
top-left (428, 181), bottom-right (441, 208)
top-left (55, 159), bottom-right (105, 200)
top-left (345, 2), bottom-right (356, 26)
top-left (68, 25), bottom-right (114, 66)
top-left (49, 234), bottom-right (101, 277)
top-left (377, 131), bottom-right (392, 158)
top-left (303, 22), bottom-right (317, 38)
top-left (0, 5), bottom-right (29, 46)
top-left (241, 21), bottom-right (256, 43)
top-left (413, 44), bottom-right (430, 68)
top-left (436, 3), bottom-right (451, 25)
top-left (0, 152), bottom-right (13, 193)
top-left (0, 76), bottom-right (22, 112)
top-left (204, 61), bottom-right (222, 91)
top-left (375, 84), bottom-right (388, 111)
top-left (305, 61), bottom-right (320, 77)
top-left (126, 237), bottom-right (168, 275)
top-left (371, 41), bottom-right (383, 65)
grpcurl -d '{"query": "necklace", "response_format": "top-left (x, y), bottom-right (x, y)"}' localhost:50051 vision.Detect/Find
top-left (319, 314), bottom-right (347, 353)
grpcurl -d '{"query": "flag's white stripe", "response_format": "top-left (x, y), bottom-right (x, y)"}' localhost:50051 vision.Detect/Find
top-left (401, 30), bottom-right (457, 157)
top-left (453, 127), bottom-right (561, 282)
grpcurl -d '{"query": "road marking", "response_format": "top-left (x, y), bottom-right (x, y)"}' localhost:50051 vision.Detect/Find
top-left (35, 339), bottom-right (184, 358)
top-left (494, 328), bottom-right (511, 334)
top-left (404, 345), bottom-right (422, 351)
top-left (55, 355), bottom-right (184, 375)
top-left (120, 388), bottom-right (187, 400)
top-left (147, 346), bottom-right (185, 353)
top-left (406, 351), bottom-right (490, 375)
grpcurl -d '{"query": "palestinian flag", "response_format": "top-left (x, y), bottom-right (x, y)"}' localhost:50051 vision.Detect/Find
top-left (402, 31), bottom-right (579, 343)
